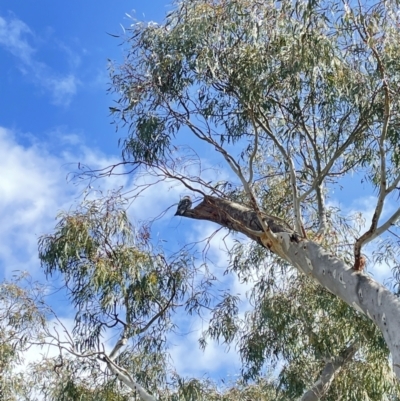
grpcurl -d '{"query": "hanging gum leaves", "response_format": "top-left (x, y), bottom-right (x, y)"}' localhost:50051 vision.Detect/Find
top-left (38, 194), bottom-right (180, 350)
top-left (108, 0), bottom-right (400, 203)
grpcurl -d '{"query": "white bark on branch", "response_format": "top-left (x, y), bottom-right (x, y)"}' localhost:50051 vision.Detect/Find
top-left (105, 358), bottom-right (157, 401)
top-left (370, 207), bottom-right (400, 240)
top-left (180, 196), bottom-right (400, 379)
top-left (386, 173), bottom-right (400, 193)
top-left (299, 342), bottom-right (358, 401)
top-left (109, 336), bottom-right (127, 361)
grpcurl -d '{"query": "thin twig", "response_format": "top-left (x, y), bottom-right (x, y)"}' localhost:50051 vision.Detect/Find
top-left (255, 106), bottom-right (305, 235)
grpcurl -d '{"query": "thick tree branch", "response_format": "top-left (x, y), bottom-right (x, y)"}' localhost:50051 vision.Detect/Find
top-left (299, 342), bottom-right (359, 401)
top-left (109, 336), bottom-right (128, 362)
top-left (178, 195), bottom-right (400, 379)
top-left (182, 195), bottom-right (297, 251)
top-left (170, 101), bottom-right (277, 240)
top-left (104, 357), bottom-right (157, 401)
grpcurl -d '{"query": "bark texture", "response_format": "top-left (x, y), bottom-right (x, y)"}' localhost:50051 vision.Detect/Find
top-left (181, 196), bottom-right (400, 379)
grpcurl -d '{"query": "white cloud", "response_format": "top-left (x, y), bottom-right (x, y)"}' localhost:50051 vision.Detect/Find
top-left (0, 14), bottom-right (34, 62)
top-left (0, 14), bottom-right (79, 106)
top-left (42, 73), bottom-right (79, 106)
top-left (0, 125), bottom-right (264, 383)
top-left (56, 40), bottom-right (82, 69)
top-left (0, 128), bottom-right (73, 275)
top-left (0, 127), bottom-right (131, 277)
top-left (0, 126), bottom-right (211, 278)
top-left (15, 317), bottom-right (76, 373)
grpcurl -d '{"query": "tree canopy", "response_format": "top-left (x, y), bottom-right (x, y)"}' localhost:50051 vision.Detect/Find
top-left (2, 0), bottom-right (400, 399)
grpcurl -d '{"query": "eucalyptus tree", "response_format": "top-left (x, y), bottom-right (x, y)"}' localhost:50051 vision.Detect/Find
top-left (38, 192), bottom-right (225, 400)
top-left (0, 278), bottom-right (48, 400)
top-left (101, 0), bottom-right (400, 397)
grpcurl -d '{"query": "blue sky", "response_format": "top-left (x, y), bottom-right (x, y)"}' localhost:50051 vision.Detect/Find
top-left (0, 1), bottom-right (174, 276)
top-left (0, 0), bottom-right (397, 384)
top-left (0, 1), bottom-right (171, 146)
top-left (0, 0), bottom-right (247, 379)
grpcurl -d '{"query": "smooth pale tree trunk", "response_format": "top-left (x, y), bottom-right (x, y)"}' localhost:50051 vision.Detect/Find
top-left (180, 195), bottom-right (400, 379)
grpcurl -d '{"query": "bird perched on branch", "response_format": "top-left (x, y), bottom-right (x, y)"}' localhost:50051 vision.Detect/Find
top-left (175, 196), bottom-right (192, 216)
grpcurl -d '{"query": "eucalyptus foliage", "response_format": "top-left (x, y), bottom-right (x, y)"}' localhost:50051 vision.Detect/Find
top-left (109, 0), bottom-right (400, 286)
top-left (106, 0), bottom-right (400, 398)
top-left (0, 278), bottom-right (48, 400)
top-left (37, 191), bottom-right (220, 398)
top-left (3, 0), bottom-right (400, 399)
